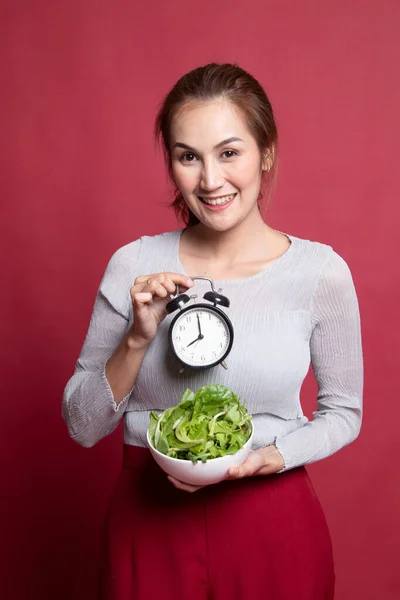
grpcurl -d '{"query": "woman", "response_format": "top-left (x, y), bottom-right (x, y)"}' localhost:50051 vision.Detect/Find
top-left (63, 63), bottom-right (363, 599)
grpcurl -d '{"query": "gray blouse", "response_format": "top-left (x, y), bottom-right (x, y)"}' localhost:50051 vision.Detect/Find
top-left (62, 229), bottom-right (363, 471)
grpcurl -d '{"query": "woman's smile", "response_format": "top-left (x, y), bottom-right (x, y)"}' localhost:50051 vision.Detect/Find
top-left (198, 192), bottom-right (237, 209)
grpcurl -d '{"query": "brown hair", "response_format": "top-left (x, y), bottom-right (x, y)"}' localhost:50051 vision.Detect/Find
top-left (154, 63), bottom-right (278, 226)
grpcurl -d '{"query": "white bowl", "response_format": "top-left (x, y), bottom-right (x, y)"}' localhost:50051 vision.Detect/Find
top-left (146, 423), bottom-right (254, 486)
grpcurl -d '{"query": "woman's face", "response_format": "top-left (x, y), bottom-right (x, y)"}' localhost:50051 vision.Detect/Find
top-left (170, 99), bottom-right (269, 231)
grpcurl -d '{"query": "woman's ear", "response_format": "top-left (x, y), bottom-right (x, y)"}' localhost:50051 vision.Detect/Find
top-left (261, 145), bottom-right (275, 172)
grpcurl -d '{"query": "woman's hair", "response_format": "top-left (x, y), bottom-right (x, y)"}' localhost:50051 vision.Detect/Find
top-left (154, 63), bottom-right (278, 226)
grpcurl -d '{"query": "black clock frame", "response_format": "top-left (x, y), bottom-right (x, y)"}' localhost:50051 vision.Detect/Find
top-left (168, 302), bottom-right (234, 370)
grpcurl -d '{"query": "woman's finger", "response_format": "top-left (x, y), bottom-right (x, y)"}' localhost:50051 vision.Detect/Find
top-left (160, 278), bottom-right (180, 294)
top-left (227, 450), bottom-right (265, 479)
top-left (131, 292), bottom-right (153, 306)
top-left (143, 277), bottom-right (181, 295)
top-left (131, 273), bottom-right (193, 300)
top-left (130, 281), bottom-right (169, 304)
top-left (142, 279), bottom-right (170, 298)
top-left (135, 272), bottom-right (193, 288)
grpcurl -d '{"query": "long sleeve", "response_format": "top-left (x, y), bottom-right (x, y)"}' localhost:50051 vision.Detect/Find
top-left (274, 251), bottom-right (363, 470)
top-left (62, 239), bottom-right (141, 447)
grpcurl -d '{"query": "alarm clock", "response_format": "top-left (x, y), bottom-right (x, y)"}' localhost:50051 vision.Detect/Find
top-left (166, 276), bottom-right (234, 370)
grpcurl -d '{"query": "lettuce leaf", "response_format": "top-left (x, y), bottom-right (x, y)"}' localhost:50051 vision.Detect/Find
top-left (149, 385), bottom-right (252, 462)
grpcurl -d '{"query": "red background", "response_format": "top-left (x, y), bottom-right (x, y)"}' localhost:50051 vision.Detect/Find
top-left (1, 1), bottom-right (399, 598)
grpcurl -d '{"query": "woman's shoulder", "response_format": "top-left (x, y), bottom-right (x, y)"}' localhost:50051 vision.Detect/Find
top-left (98, 229), bottom-right (180, 315)
top-left (101, 228), bottom-right (181, 280)
top-left (287, 232), bottom-right (355, 294)
top-left (288, 231), bottom-right (333, 256)
top-left (108, 229), bottom-right (180, 270)
top-left (288, 231), bottom-right (349, 268)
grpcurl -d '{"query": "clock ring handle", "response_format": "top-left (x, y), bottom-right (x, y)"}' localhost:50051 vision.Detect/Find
top-left (175, 275), bottom-right (217, 297)
top-left (175, 276), bottom-right (230, 308)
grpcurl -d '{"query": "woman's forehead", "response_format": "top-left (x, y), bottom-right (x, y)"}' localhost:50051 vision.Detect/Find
top-left (171, 100), bottom-right (251, 146)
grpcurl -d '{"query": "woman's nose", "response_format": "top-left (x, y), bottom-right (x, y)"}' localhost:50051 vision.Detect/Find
top-left (199, 160), bottom-right (224, 192)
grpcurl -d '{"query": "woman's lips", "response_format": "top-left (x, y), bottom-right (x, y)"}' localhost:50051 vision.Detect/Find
top-left (198, 193), bottom-right (237, 211)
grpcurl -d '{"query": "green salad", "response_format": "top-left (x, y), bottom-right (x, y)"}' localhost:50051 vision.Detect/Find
top-left (149, 384), bottom-right (252, 462)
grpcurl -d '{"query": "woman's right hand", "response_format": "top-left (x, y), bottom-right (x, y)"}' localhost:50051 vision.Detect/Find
top-left (129, 272), bottom-right (194, 346)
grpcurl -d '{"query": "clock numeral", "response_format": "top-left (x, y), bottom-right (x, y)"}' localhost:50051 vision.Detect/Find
top-left (186, 316), bottom-right (192, 323)
top-left (190, 353), bottom-right (194, 359)
top-left (220, 342), bottom-right (223, 348)
top-left (201, 355), bottom-right (205, 362)
top-left (209, 313), bottom-right (212, 320)
top-left (179, 325), bottom-right (185, 332)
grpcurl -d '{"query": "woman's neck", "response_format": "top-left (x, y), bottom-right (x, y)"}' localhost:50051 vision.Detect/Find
top-left (182, 210), bottom-right (273, 266)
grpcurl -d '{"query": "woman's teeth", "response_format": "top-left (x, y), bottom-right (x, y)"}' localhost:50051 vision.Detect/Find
top-left (200, 193), bottom-right (236, 206)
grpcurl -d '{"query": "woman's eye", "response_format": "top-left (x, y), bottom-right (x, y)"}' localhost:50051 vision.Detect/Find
top-left (179, 150), bottom-right (237, 163)
top-left (180, 152), bottom-right (197, 163)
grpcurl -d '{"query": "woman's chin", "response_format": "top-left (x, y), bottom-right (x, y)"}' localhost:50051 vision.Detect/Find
top-left (187, 197), bottom-right (260, 233)
top-left (198, 217), bottom-right (242, 234)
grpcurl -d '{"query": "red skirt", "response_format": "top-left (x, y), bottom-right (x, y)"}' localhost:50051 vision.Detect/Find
top-left (99, 445), bottom-right (335, 600)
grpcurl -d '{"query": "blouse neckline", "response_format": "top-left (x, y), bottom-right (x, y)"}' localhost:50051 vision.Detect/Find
top-left (173, 228), bottom-right (298, 285)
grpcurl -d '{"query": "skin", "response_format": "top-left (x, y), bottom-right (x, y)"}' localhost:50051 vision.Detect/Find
top-left (106, 98), bottom-right (286, 493)
top-left (171, 99), bottom-right (289, 282)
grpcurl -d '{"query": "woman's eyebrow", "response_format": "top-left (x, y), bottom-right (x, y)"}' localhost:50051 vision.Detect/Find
top-left (173, 137), bottom-right (245, 153)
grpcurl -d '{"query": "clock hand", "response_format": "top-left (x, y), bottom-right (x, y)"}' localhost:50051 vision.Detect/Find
top-left (186, 336), bottom-right (201, 348)
top-left (186, 330), bottom-right (205, 347)
top-left (197, 313), bottom-right (203, 337)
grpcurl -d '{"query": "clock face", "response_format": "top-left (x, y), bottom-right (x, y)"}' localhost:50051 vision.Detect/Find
top-left (169, 304), bottom-right (233, 368)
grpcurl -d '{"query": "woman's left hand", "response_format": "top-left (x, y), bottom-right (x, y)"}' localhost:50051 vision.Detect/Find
top-left (167, 445), bottom-right (285, 493)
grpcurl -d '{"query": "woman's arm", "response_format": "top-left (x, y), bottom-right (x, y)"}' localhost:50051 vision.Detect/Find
top-left (62, 240), bottom-right (194, 449)
top-left (62, 242), bottom-right (143, 448)
top-left (273, 251), bottom-right (364, 471)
